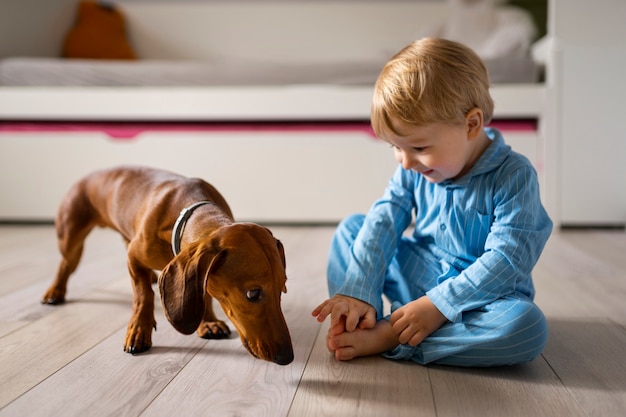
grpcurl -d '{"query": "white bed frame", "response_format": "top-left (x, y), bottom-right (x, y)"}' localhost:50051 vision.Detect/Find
top-left (0, 1), bottom-right (546, 223)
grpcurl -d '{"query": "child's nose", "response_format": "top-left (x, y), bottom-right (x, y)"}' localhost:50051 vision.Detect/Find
top-left (399, 151), bottom-right (419, 170)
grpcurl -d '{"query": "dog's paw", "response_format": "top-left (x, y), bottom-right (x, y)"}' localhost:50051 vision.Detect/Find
top-left (124, 343), bottom-right (151, 355)
top-left (41, 288), bottom-right (66, 305)
top-left (197, 320), bottom-right (231, 339)
top-left (124, 320), bottom-right (155, 355)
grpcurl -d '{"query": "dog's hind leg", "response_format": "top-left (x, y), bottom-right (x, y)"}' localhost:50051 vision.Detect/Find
top-left (42, 181), bottom-right (97, 305)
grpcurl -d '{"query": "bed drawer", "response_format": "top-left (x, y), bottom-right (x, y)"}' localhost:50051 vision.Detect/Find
top-left (0, 121), bottom-right (541, 223)
top-left (0, 125), bottom-right (398, 223)
top-left (489, 120), bottom-right (545, 202)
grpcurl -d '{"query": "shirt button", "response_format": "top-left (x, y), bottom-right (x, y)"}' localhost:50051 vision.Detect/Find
top-left (440, 224), bottom-right (447, 231)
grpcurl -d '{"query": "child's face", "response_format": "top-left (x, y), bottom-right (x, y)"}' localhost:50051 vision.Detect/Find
top-left (385, 119), bottom-right (482, 183)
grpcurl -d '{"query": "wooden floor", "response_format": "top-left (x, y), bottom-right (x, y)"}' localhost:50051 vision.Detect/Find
top-left (0, 224), bottom-right (625, 417)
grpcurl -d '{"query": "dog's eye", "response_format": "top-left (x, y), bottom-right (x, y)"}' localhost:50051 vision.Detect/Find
top-left (246, 288), bottom-right (262, 302)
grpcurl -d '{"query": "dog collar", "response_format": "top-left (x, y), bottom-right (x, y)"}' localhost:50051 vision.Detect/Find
top-left (171, 201), bottom-right (212, 256)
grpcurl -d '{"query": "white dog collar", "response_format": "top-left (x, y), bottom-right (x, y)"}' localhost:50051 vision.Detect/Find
top-left (171, 201), bottom-right (212, 256)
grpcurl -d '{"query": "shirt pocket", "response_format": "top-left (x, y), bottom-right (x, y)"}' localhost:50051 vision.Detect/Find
top-left (463, 209), bottom-right (493, 256)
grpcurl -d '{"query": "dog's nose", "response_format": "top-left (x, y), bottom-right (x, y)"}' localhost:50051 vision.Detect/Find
top-left (274, 349), bottom-right (294, 365)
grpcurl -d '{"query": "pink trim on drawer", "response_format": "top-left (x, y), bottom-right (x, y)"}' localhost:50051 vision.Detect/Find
top-left (0, 121), bottom-right (377, 139)
top-left (487, 120), bottom-right (537, 132)
top-left (0, 119), bottom-right (536, 139)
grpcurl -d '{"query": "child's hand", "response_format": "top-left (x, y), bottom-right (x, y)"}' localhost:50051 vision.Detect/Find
top-left (312, 295), bottom-right (376, 336)
top-left (389, 296), bottom-right (447, 346)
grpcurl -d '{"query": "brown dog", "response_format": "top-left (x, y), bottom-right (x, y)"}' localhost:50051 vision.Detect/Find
top-left (41, 165), bottom-right (294, 365)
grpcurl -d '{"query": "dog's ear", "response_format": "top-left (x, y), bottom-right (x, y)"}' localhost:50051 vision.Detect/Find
top-left (207, 248), bottom-right (228, 275)
top-left (260, 226), bottom-right (288, 294)
top-left (158, 245), bottom-right (217, 335)
top-left (276, 239), bottom-right (288, 294)
top-left (276, 239), bottom-right (286, 269)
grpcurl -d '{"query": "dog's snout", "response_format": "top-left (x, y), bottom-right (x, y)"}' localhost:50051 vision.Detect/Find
top-left (274, 348), bottom-right (294, 365)
top-left (242, 337), bottom-right (294, 365)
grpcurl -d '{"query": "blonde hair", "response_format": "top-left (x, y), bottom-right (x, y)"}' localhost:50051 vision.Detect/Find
top-left (371, 38), bottom-right (494, 138)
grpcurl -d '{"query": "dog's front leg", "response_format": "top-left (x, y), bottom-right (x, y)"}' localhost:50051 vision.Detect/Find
top-left (125, 259), bottom-right (157, 354)
top-left (197, 293), bottom-right (231, 339)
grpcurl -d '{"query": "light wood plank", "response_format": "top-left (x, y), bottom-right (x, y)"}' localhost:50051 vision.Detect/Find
top-left (0, 321), bottom-right (27, 338)
top-left (142, 323), bottom-right (311, 417)
top-left (0, 225), bottom-right (52, 249)
top-left (0, 305), bottom-right (207, 417)
top-left (1, 225), bottom-right (626, 417)
top-left (428, 358), bottom-right (588, 417)
top-left (531, 230), bottom-right (626, 416)
top-left (0, 226), bottom-right (334, 415)
top-left (534, 231), bottom-right (626, 324)
top-left (0, 225), bottom-right (125, 297)
top-left (289, 321), bottom-right (436, 417)
top-left (0, 227), bottom-right (129, 340)
top-left (541, 318), bottom-right (626, 417)
top-left (0, 279), bottom-right (133, 408)
top-left (140, 226), bottom-right (334, 417)
top-left (0, 225), bottom-right (61, 296)
top-left (564, 230), bottom-right (626, 271)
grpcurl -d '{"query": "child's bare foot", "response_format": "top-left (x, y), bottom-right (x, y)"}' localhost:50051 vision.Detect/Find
top-left (327, 320), bottom-right (399, 361)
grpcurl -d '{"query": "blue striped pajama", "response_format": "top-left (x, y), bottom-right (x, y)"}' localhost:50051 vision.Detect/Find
top-left (327, 128), bottom-right (552, 367)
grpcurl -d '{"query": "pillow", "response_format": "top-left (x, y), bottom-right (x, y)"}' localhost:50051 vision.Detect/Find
top-left (63, 1), bottom-right (137, 60)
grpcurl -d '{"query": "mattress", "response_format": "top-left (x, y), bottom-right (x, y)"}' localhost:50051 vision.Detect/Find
top-left (0, 56), bottom-right (539, 87)
top-left (0, 57), bottom-right (386, 87)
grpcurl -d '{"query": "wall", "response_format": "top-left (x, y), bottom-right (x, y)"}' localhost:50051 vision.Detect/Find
top-left (0, 0), bottom-right (77, 58)
top-left (546, 0), bottom-right (626, 226)
top-left (0, 0), bottom-right (447, 61)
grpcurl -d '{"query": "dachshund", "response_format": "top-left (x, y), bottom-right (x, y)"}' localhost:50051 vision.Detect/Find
top-left (41, 165), bottom-right (294, 365)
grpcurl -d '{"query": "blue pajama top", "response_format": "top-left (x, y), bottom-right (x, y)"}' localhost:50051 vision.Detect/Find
top-left (336, 127), bottom-right (553, 323)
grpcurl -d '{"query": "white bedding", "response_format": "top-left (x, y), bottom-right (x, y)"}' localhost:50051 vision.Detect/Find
top-left (0, 57), bottom-right (387, 87)
top-left (0, 56), bottom-right (539, 87)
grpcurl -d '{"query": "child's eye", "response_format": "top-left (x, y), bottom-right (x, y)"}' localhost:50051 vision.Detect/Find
top-left (412, 147), bottom-right (426, 152)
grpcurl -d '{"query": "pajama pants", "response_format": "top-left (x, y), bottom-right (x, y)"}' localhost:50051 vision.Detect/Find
top-left (327, 214), bottom-right (548, 367)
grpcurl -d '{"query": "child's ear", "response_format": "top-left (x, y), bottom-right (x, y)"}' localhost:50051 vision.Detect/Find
top-left (465, 108), bottom-right (484, 140)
